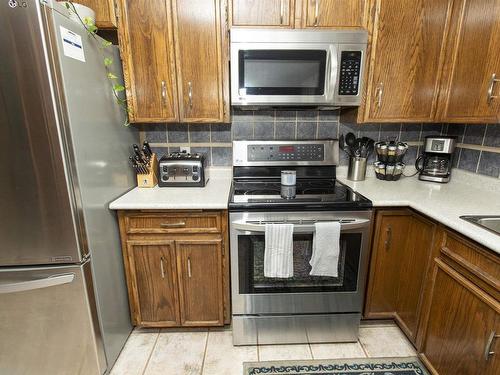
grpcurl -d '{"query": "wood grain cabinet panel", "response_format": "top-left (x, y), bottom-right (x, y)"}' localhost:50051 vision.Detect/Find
top-left (126, 240), bottom-right (180, 326)
top-left (172, 0), bottom-right (228, 122)
top-left (231, 0), bottom-right (295, 27)
top-left (125, 212), bottom-right (221, 234)
top-left (176, 240), bottom-right (224, 326)
top-left (436, 0), bottom-right (500, 123)
top-left (303, 0), bottom-right (368, 28)
top-left (117, 0), bottom-right (178, 122)
top-left (360, 0), bottom-right (452, 122)
top-left (76, 0), bottom-right (118, 28)
top-left (421, 258), bottom-right (500, 375)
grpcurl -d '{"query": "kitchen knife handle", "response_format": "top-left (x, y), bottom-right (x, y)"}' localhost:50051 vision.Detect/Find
top-left (313, 0), bottom-right (320, 26)
top-left (188, 81), bottom-right (193, 108)
top-left (160, 257), bottom-right (166, 279)
top-left (384, 225), bottom-right (392, 251)
top-left (187, 257), bottom-right (192, 278)
top-left (160, 222), bottom-right (186, 228)
top-left (487, 73), bottom-right (499, 105)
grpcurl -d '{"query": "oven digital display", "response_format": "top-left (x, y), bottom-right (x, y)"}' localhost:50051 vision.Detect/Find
top-left (279, 146), bottom-right (295, 153)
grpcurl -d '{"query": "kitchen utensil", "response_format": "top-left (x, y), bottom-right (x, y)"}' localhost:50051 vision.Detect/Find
top-left (143, 141), bottom-right (152, 157)
top-left (281, 170), bottom-right (296, 186)
top-left (347, 156), bottom-right (367, 181)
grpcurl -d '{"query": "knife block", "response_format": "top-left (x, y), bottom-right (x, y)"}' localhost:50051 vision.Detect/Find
top-left (137, 154), bottom-right (158, 188)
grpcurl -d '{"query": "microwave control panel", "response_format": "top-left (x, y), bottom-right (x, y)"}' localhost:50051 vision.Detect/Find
top-left (338, 51), bottom-right (362, 96)
top-left (248, 144), bottom-right (324, 161)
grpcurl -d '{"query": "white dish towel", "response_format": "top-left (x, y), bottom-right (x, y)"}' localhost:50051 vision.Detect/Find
top-left (264, 223), bottom-right (294, 278)
top-left (310, 222), bottom-right (341, 277)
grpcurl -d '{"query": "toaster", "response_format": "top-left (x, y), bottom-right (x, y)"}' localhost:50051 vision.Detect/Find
top-left (158, 152), bottom-right (209, 187)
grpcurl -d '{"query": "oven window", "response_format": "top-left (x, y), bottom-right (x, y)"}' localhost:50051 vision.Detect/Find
top-left (237, 233), bottom-right (361, 294)
top-left (239, 50), bottom-right (327, 95)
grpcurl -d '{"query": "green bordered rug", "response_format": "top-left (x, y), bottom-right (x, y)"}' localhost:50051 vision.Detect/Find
top-left (244, 357), bottom-right (429, 375)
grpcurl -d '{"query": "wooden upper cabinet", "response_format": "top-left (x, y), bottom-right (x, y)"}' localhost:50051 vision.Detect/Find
top-left (231, 0), bottom-right (295, 27)
top-left (360, 0), bottom-right (452, 123)
top-left (437, 0), bottom-right (500, 123)
top-left (117, 0), bottom-right (178, 122)
top-left (176, 240), bottom-right (224, 326)
top-left (303, 0), bottom-right (368, 28)
top-left (172, 0), bottom-right (229, 122)
top-left (126, 240), bottom-right (180, 326)
top-left (421, 259), bottom-right (500, 375)
top-left (77, 0), bottom-right (118, 28)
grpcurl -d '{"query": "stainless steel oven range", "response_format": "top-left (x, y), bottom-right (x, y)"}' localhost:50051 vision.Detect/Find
top-left (229, 140), bottom-right (373, 345)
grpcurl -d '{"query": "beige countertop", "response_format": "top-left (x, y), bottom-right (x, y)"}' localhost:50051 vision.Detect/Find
top-left (109, 168), bottom-right (232, 210)
top-left (337, 167), bottom-right (500, 254)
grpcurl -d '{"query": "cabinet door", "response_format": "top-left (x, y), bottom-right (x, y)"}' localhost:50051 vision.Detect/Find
top-left (365, 211), bottom-right (412, 315)
top-left (437, 0), bottom-right (500, 123)
top-left (360, 0), bottom-right (452, 122)
top-left (176, 240), bottom-right (224, 326)
top-left (231, 0), bottom-right (294, 27)
top-left (76, 0), bottom-right (118, 28)
top-left (304, 0), bottom-right (368, 28)
top-left (422, 259), bottom-right (500, 375)
top-left (117, 0), bottom-right (178, 122)
top-left (172, 0), bottom-right (228, 122)
top-left (395, 214), bottom-right (436, 340)
top-left (126, 241), bottom-right (180, 326)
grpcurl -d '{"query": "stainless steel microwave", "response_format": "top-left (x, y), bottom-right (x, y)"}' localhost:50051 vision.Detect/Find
top-left (230, 29), bottom-right (368, 108)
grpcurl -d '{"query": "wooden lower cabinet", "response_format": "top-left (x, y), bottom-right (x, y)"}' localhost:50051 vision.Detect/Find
top-left (420, 258), bottom-right (500, 374)
top-left (365, 209), bottom-right (437, 343)
top-left (119, 210), bottom-right (230, 327)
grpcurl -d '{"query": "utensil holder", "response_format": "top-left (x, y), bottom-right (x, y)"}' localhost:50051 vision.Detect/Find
top-left (137, 154), bottom-right (158, 188)
top-left (347, 157), bottom-right (367, 181)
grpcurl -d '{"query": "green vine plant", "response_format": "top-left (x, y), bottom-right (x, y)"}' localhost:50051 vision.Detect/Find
top-left (64, 1), bottom-right (131, 126)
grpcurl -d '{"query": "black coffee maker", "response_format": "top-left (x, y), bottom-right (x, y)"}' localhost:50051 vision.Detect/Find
top-left (415, 136), bottom-right (457, 183)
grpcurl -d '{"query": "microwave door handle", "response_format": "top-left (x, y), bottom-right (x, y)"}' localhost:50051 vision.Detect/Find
top-left (326, 47), bottom-right (337, 101)
top-left (232, 219), bottom-right (370, 233)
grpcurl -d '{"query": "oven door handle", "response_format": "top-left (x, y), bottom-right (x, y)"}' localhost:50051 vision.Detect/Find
top-left (231, 219), bottom-right (370, 233)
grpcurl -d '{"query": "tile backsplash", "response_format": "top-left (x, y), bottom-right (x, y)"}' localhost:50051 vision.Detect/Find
top-left (140, 109), bottom-right (500, 178)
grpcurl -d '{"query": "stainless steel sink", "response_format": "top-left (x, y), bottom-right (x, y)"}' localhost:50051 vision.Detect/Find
top-left (460, 216), bottom-right (500, 235)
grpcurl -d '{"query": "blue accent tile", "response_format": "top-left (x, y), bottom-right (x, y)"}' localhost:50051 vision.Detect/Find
top-left (399, 124), bottom-right (422, 142)
top-left (150, 146), bottom-right (168, 159)
top-left (254, 122), bottom-right (275, 139)
top-left (275, 122), bottom-right (296, 140)
top-left (403, 146), bottom-right (418, 166)
top-left (211, 124), bottom-right (231, 143)
top-left (231, 108), bottom-right (253, 122)
top-left (232, 122), bottom-right (253, 140)
top-left (463, 124), bottom-right (486, 145)
top-left (212, 147), bottom-right (232, 166)
top-left (483, 124), bottom-right (500, 147)
top-left (168, 146), bottom-right (180, 154)
top-left (317, 122), bottom-right (338, 139)
top-left (189, 124), bottom-right (210, 143)
top-left (477, 151), bottom-right (500, 178)
top-left (421, 124), bottom-right (443, 139)
top-left (339, 149), bottom-right (350, 166)
top-left (253, 110), bottom-right (275, 121)
top-left (358, 123), bottom-right (380, 142)
top-left (318, 110), bottom-right (340, 122)
top-left (452, 148), bottom-right (460, 168)
top-left (167, 124), bottom-right (188, 143)
top-left (275, 110), bottom-right (296, 121)
top-left (444, 124), bottom-right (465, 141)
top-left (191, 147), bottom-right (211, 166)
top-left (457, 148), bottom-right (480, 172)
top-left (379, 124), bottom-right (401, 142)
top-left (297, 122), bottom-right (317, 139)
top-left (339, 122), bottom-right (359, 138)
top-left (143, 124), bottom-right (167, 142)
top-left (297, 110), bottom-right (318, 121)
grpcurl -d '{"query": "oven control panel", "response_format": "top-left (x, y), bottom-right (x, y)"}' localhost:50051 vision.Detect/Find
top-left (338, 51), bottom-right (362, 96)
top-left (248, 144), bottom-right (325, 161)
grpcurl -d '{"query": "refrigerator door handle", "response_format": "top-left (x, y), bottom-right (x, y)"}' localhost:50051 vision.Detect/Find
top-left (0, 273), bottom-right (75, 294)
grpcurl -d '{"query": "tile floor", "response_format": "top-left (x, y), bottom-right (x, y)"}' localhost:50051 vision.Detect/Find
top-left (110, 321), bottom-right (416, 375)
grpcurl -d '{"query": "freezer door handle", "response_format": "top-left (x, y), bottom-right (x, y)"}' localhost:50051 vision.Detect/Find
top-left (0, 273), bottom-right (75, 294)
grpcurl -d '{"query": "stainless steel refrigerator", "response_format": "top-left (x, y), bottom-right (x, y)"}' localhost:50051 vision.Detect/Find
top-left (0, 1), bottom-right (137, 374)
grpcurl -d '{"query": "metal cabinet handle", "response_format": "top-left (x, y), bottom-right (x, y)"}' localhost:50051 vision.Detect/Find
top-left (384, 226), bottom-right (392, 251)
top-left (160, 257), bottom-right (165, 279)
top-left (313, 0), bottom-right (320, 26)
top-left (0, 273), bottom-right (75, 294)
top-left (161, 80), bottom-right (167, 103)
top-left (187, 257), bottom-right (192, 278)
top-left (188, 81), bottom-right (193, 108)
top-left (487, 73), bottom-right (499, 105)
top-left (280, 0), bottom-right (284, 25)
top-left (375, 82), bottom-right (384, 109)
top-left (485, 331), bottom-right (499, 360)
top-left (160, 222), bottom-right (186, 228)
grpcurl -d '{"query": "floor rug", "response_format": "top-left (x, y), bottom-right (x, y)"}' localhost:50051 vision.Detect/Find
top-left (244, 357), bottom-right (429, 375)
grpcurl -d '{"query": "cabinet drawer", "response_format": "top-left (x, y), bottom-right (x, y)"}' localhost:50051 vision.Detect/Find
top-left (125, 213), bottom-right (221, 234)
top-left (439, 230), bottom-right (500, 291)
